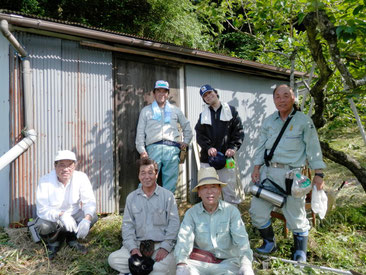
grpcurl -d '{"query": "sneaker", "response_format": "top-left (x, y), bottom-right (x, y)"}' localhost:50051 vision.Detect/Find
top-left (67, 240), bottom-right (88, 254)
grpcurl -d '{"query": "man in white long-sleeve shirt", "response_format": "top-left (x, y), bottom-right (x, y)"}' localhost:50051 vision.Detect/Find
top-left (35, 150), bottom-right (98, 260)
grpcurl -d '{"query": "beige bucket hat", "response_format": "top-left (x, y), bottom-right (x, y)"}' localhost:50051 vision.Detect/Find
top-left (192, 167), bottom-right (227, 192)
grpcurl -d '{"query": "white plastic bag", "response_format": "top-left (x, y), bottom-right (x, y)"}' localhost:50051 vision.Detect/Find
top-left (311, 185), bottom-right (328, 219)
top-left (291, 171), bottom-right (312, 198)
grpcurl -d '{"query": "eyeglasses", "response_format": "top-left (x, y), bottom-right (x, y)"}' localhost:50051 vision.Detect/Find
top-left (56, 162), bottom-right (75, 170)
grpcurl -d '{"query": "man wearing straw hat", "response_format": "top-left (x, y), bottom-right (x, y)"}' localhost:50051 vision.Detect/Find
top-left (174, 167), bottom-right (254, 275)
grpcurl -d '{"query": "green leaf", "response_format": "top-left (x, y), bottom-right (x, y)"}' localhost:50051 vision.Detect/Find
top-left (353, 5), bottom-right (365, 15)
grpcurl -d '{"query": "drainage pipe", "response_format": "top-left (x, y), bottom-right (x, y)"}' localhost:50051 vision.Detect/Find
top-left (0, 19), bottom-right (36, 171)
top-left (0, 130), bottom-right (37, 171)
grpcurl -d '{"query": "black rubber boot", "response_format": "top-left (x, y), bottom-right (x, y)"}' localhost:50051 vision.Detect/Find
top-left (257, 225), bottom-right (277, 254)
top-left (293, 233), bottom-right (308, 262)
top-left (65, 232), bottom-right (87, 254)
top-left (40, 231), bottom-right (65, 260)
top-left (46, 241), bottom-right (61, 260)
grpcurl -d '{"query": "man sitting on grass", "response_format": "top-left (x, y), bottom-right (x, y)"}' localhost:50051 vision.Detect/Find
top-left (174, 167), bottom-right (254, 275)
top-left (108, 158), bottom-right (180, 274)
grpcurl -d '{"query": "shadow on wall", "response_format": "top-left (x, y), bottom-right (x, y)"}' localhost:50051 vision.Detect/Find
top-left (113, 56), bottom-right (180, 208)
top-left (229, 91), bottom-right (269, 190)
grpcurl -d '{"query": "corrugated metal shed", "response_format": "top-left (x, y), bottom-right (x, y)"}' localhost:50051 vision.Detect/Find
top-left (8, 32), bottom-right (115, 226)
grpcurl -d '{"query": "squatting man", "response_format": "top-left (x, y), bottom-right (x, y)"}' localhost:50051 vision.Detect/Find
top-left (35, 150), bottom-right (98, 260)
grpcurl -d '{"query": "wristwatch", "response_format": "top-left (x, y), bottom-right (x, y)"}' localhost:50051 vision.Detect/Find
top-left (315, 172), bottom-right (324, 178)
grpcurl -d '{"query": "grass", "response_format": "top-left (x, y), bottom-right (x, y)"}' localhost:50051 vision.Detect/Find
top-left (1, 126), bottom-right (365, 274)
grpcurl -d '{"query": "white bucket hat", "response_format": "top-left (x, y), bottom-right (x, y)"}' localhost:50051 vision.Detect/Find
top-left (54, 150), bottom-right (77, 162)
top-left (193, 167), bottom-right (227, 192)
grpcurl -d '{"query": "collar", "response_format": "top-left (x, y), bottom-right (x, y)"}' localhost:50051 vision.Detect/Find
top-left (199, 199), bottom-right (223, 214)
top-left (275, 107), bottom-right (296, 120)
top-left (137, 184), bottom-right (160, 197)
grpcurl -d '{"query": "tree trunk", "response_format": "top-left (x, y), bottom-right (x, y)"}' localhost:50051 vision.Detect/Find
top-left (320, 141), bottom-right (366, 192)
top-left (303, 12), bottom-right (366, 192)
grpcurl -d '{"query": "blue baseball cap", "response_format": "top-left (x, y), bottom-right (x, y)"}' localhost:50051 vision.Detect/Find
top-left (208, 151), bottom-right (226, 170)
top-left (200, 84), bottom-right (214, 97)
top-left (154, 80), bottom-right (169, 90)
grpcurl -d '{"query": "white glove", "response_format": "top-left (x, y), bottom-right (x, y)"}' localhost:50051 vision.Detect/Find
top-left (76, 218), bottom-right (91, 239)
top-left (60, 213), bottom-right (78, 232)
top-left (239, 265), bottom-right (255, 275)
top-left (176, 264), bottom-right (191, 275)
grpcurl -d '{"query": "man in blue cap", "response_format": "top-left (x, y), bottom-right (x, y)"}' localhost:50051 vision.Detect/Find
top-left (195, 84), bottom-right (244, 205)
top-left (136, 80), bottom-right (193, 193)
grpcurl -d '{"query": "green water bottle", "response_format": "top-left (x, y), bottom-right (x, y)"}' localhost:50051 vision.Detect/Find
top-left (225, 158), bottom-right (236, 169)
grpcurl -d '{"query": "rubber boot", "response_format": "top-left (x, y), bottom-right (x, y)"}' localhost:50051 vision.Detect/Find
top-left (65, 231), bottom-right (87, 254)
top-left (257, 225), bottom-right (277, 254)
top-left (293, 233), bottom-right (308, 262)
top-left (40, 231), bottom-right (64, 260)
top-left (46, 241), bottom-right (61, 260)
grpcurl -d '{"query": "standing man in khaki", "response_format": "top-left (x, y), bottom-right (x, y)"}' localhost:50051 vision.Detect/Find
top-left (136, 80), bottom-right (193, 193)
top-left (250, 84), bottom-right (326, 262)
top-left (108, 158), bottom-right (180, 274)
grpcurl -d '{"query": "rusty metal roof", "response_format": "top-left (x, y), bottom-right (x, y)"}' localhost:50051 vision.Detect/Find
top-left (0, 10), bottom-right (306, 80)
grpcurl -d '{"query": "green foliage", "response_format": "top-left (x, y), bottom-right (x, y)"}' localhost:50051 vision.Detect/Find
top-left (0, 0), bottom-right (212, 50)
top-left (320, 204), bottom-right (366, 230)
top-left (144, 0), bottom-right (211, 49)
top-left (214, 32), bottom-right (260, 60)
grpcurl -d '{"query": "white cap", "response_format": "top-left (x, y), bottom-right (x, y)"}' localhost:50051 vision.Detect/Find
top-left (54, 150), bottom-right (77, 162)
top-left (154, 80), bottom-right (169, 90)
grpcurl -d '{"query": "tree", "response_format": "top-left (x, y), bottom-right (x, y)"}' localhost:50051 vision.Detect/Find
top-left (193, 0), bottom-right (366, 191)
top-left (0, 0), bottom-right (212, 49)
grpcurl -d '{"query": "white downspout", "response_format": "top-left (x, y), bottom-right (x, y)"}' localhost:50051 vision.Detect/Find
top-left (0, 19), bottom-right (37, 171)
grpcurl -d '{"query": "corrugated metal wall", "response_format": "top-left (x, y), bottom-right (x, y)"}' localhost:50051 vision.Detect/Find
top-left (185, 64), bottom-right (282, 197)
top-left (114, 54), bottom-right (182, 207)
top-left (9, 32), bottom-right (115, 225)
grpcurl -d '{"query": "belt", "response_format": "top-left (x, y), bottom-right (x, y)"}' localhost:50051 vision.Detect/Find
top-left (269, 162), bottom-right (303, 170)
top-left (153, 140), bottom-right (181, 148)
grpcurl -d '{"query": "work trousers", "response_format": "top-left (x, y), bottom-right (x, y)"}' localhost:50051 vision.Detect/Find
top-left (180, 258), bottom-right (241, 275)
top-left (35, 209), bottom-right (98, 236)
top-left (147, 143), bottom-right (180, 193)
top-left (108, 242), bottom-right (176, 275)
top-left (249, 166), bottom-right (310, 233)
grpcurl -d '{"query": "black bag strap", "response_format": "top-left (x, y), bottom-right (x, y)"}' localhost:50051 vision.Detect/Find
top-left (260, 178), bottom-right (287, 196)
top-left (264, 109), bottom-right (297, 166)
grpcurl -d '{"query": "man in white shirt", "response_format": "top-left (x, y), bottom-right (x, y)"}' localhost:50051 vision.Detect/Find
top-left (35, 150), bottom-right (98, 259)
